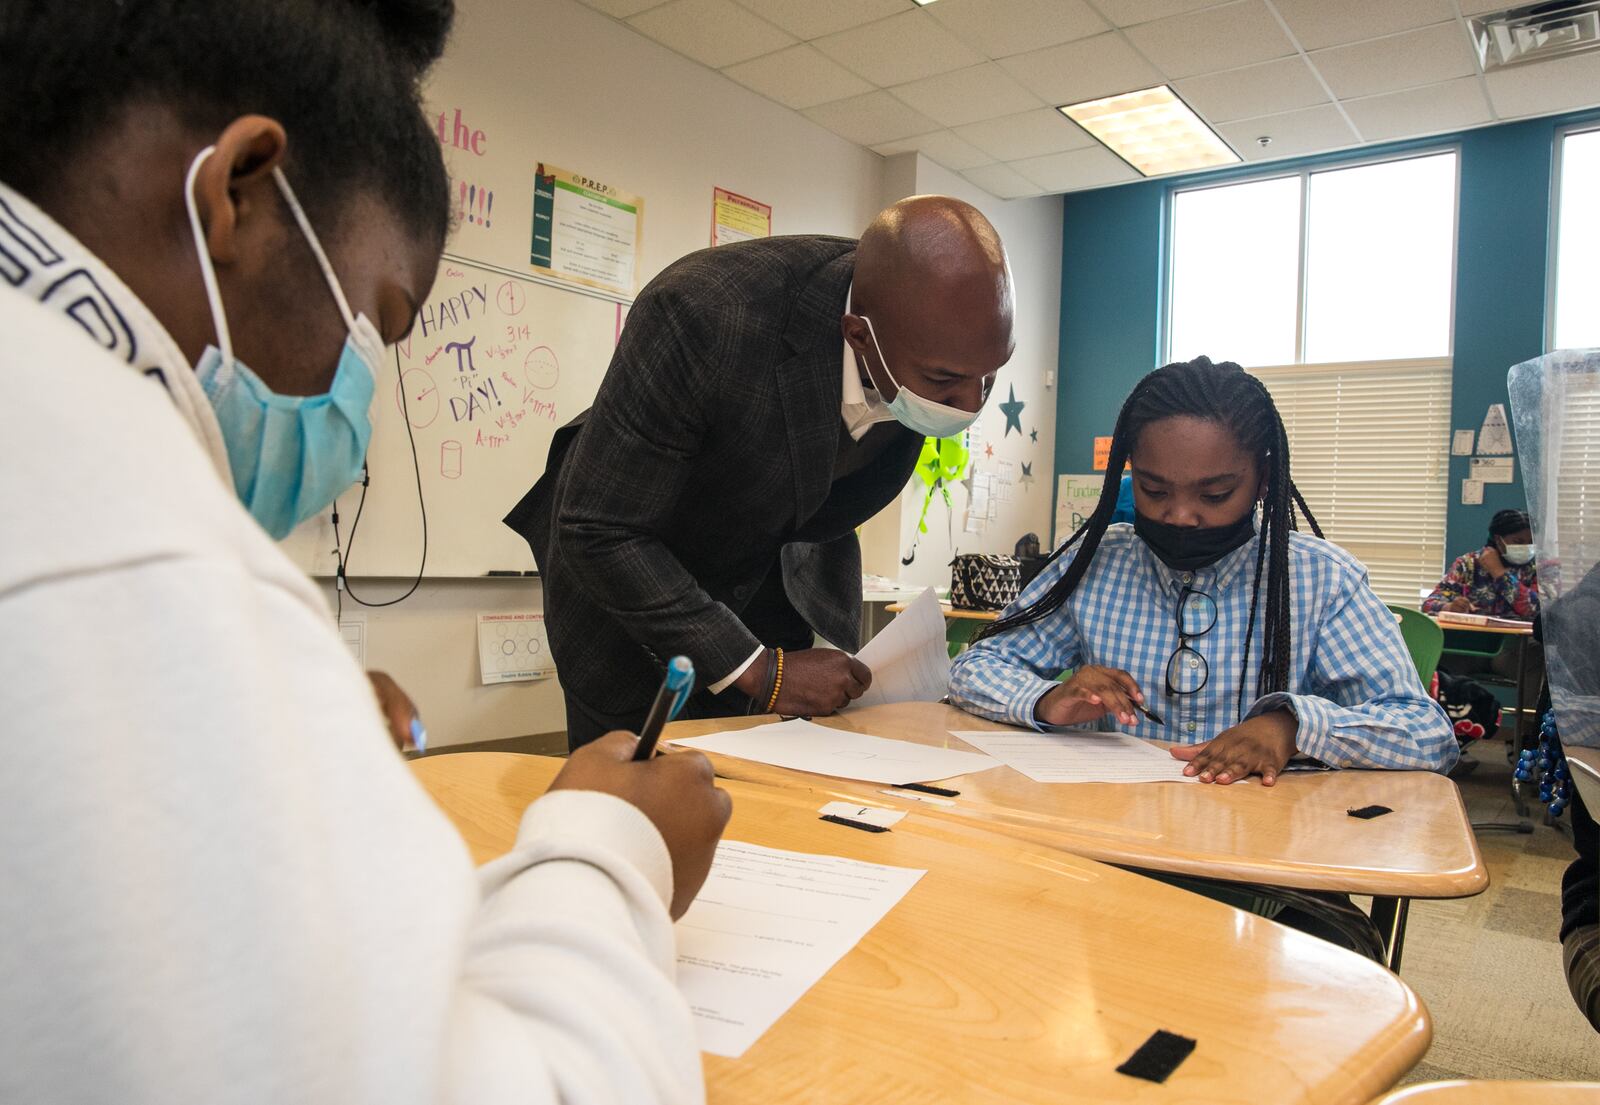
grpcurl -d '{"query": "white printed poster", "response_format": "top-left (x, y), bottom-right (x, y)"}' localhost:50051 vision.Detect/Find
top-left (477, 612), bottom-right (556, 684)
top-left (1054, 474), bottom-right (1105, 547)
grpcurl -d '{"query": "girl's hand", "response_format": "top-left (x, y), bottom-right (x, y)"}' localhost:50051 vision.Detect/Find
top-left (1035, 665), bottom-right (1148, 728)
top-left (1170, 709), bottom-right (1299, 785)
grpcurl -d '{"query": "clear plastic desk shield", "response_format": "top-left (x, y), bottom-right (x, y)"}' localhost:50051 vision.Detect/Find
top-left (1509, 348), bottom-right (1600, 747)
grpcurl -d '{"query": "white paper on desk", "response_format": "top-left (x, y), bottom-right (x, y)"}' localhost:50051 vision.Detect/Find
top-left (850, 586), bottom-right (951, 709)
top-left (676, 840), bottom-right (925, 1057)
top-left (950, 728), bottom-right (1198, 784)
top-left (668, 718), bottom-right (998, 783)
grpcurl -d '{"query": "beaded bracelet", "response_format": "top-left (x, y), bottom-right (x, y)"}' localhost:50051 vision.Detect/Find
top-left (764, 647), bottom-right (785, 713)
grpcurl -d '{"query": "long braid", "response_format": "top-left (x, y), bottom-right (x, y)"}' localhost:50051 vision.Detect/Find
top-left (979, 357), bottom-right (1324, 718)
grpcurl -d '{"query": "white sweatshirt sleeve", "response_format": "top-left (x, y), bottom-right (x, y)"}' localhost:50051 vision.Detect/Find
top-left (0, 556), bottom-right (705, 1105)
top-left (446, 792), bottom-right (703, 1105)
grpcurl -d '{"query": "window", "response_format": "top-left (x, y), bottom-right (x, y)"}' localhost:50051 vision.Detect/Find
top-left (1168, 176), bottom-right (1301, 368)
top-left (1251, 359), bottom-right (1453, 607)
top-left (1552, 126), bottom-right (1600, 352)
top-left (1167, 152), bottom-right (1460, 607)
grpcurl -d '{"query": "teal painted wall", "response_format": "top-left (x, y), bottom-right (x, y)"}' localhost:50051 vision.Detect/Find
top-left (1054, 111), bottom-right (1600, 559)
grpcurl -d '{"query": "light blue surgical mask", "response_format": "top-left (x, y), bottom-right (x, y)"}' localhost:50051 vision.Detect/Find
top-left (860, 314), bottom-right (985, 439)
top-left (184, 146), bottom-right (384, 539)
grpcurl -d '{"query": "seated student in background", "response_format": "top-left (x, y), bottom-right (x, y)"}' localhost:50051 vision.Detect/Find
top-left (0, 3), bottom-right (729, 1102)
top-left (1422, 507), bottom-right (1539, 619)
top-left (951, 357), bottom-right (1457, 784)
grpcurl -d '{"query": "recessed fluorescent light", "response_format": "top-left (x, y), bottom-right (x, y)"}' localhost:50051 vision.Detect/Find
top-left (911, 0), bottom-right (940, 5)
top-left (1059, 85), bottom-right (1239, 177)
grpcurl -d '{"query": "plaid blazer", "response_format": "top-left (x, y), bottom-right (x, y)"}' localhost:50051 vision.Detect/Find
top-left (505, 236), bottom-right (921, 713)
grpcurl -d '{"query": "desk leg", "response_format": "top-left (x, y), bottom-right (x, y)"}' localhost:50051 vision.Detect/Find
top-left (1370, 896), bottom-right (1411, 973)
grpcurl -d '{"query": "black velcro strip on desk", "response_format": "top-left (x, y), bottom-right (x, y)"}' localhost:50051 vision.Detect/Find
top-left (1116, 1030), bottom-right (1196, 1083)
top-left (820, 814), bottom-right (889, 833)
top-left (895, 782), bottom-right (960, 797)
top-left (1347, 804), bottom-right (1393, 819)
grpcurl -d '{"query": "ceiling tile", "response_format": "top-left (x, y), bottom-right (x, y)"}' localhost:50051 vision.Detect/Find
top-left (1485, 48), bottom-right (1600, 118)
top-left (578, 0), bottom-right (669, 17)
top-left (871, 130), bottom-right (994, 171)
top-left (731, 0), bottom-right (907, 39)
top-left (1095, 0), bottom-right (1237, 26)
top-left (1216, 102), bottom-right (1360, 160)
top-left (954, 107), bottom-right (1098, 159)
top-left (1343, 76), bottom-right (1491, 142)
top-left (1456, 0), bottom-right (1514, 14)
top-left (814, 9), bottom-right (985, 87)
top-left (802, 90), bottom-right (943, 146)
top-left (999, 31), bottom-right (1163, 104)
top-left (1174, 56), bottom-right (1327, 122)
top-left (927, 0), bottom-right (1108, 59)
top-left (889, 62), bottom-right (1044, 127)
top-left (1013, 145), bottom-right (1141, 190)
top-left (1125, 0), bottom-right (1295, 79)
top-left (962, 162), bottom-right (1047, 199)
top-left (627, 0), bottom-right (795, 68)
top-left (1269, 0), bottom-right (1456, 51)
top-left (1310, 22), bottom-right (1479, 99)
top-left (722, 44), bottom-right (874, 109)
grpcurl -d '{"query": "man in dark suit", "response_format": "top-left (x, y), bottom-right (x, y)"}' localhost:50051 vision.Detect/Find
top-left (506, 196), bottom-right (1014, 747)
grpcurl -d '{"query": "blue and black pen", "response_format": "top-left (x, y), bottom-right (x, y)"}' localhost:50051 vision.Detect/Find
top-left (632, 655), bottom-right (696, 761)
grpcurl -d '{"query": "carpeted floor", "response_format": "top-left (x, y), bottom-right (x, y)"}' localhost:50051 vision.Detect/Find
top-left (1386, 736), bottom-right (1598, 1085)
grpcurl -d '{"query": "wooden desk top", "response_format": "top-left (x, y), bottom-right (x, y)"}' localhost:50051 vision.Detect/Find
top-left (664, 702), bottom-right (1488, 900)
top-left (1371, 1081), bottom-right (1600, 1103)
top-left (1569, 746), bottom-right (1600, 811)
top-left (412, 751), bottom-right (1431, 1105)
top-left (885, 601), bottom-right (1000, 621)
top-left (1429, 616), bottom-right (1535, 637)
top-left (1568, 746), bottom-right (1600, 780)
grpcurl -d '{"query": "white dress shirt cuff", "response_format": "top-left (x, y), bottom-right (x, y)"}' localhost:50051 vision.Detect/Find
top-left (709, 645), bottom-right (766, 695)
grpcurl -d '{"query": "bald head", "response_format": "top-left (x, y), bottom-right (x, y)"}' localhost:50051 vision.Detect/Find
top-left (845, 195), bottom-right (1015, 417)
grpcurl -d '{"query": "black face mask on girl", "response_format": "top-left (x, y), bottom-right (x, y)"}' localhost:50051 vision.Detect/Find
top-left (1134, 510), bottom-right (1257, 572)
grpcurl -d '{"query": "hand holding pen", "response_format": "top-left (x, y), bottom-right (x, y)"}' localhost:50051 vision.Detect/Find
top-left (1033, 664), bottom-right (1163, 729)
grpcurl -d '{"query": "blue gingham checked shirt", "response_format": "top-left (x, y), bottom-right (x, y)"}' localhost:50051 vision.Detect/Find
top-left (949, 526), bottom-right (1458, 772)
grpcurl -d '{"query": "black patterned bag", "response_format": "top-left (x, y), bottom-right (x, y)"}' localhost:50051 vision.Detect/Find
top-left (949, 553), bottom-right (1021, 611)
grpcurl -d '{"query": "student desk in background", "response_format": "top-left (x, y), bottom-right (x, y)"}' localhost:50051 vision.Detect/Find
top-left (1372, 1081), bottom-right (1600, 1103)
top-left (1427, 615), bottom-right (1540, 747)
top-left (884, 601), bottom-right (1001, 622)
top-left (412, 751), bottom-right (1431, 1105)
top-left (665, 703), bottom-right (1488, 973)
top-left (885, 601), bottom-right (999, 655)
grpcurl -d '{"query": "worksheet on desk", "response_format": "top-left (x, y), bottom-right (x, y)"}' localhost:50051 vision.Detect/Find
top-left (676, 840), bottom-right (925, 1057)
top-left (669, 717), bottom-right (998, 784)
top-left (849, 586), bottom-right (951, 708)
top-left (949, 728), bottom-right (1199, 784)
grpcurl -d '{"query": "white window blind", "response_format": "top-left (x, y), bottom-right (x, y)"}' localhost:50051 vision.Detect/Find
top-left (1251, 359), bottom-right (1452, 607)
top-left (1552, 373), bottom-right (1600, 580)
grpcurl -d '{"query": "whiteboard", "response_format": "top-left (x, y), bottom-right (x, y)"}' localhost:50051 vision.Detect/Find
top-left (282, 255), bottom-right (622, 577)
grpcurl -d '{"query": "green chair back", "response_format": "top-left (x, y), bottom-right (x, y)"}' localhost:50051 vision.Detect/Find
top-left (1390, 605), bottom-right (1445, 687)
top-left (945, 617), bottom-right (983, 658)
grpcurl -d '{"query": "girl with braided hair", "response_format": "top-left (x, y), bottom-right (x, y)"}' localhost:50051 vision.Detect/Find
top-left (951, 356), bottom-right (1457, 785)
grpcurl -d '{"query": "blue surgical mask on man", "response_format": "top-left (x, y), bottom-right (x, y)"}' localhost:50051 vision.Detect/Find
top-left (859, 314), bottom-right (985, 439)
top-left (183, 146), bottom-right (384, 540)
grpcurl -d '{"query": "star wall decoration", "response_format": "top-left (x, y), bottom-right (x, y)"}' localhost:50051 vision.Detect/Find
top-left (999, 385), bottom-right (1025, 437)
top-left (1029, 427), bottom-right (1038, 443)
top-left (984, 442), bottom-right (994, 459)
top-left (1020, 461), bottom-right (1035, 488)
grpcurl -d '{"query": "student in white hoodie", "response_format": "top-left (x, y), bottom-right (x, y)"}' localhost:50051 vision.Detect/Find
top-left (0, 3), bottom-right (731, 1103)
